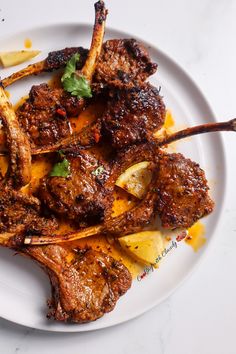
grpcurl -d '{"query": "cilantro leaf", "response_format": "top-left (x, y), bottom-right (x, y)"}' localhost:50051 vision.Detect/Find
top-left (61, 53), bottom-right (92, 99)
top-left (61, 53), bottom-right (81, 82)
top-left (62, 75), bottom-right (92, 98)
top-left (50, 157), bottom-right (70, 178)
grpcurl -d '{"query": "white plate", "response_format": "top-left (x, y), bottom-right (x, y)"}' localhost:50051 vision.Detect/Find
top-left (0, 24), bottom-right (226, 332)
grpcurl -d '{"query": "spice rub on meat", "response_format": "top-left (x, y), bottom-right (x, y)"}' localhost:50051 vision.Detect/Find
top-left (94, 39), bottom-right (157, 88)
top-left (155, 153), bottom-right (214, 229)
top-left (44, 47), bottom-right (88, 72)
top-left (0, 185), bottom-right (58, 236)
top-left (39, 150), bottom-right (111, 226)
top-left (24, 245), bottom-right (131, 323)
top-left (102, 83), bottom-right (166, 149)
top-left (17, 84), bottom-right (84, 148)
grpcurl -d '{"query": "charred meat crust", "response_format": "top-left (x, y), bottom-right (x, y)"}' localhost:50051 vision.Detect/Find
top-left (155, 153), bottom-right (214, 229)
top-left (39, 150), bottom-right (112, 226)
top-left (44, 47), bottom-right (88, 72)
top-left (24, 245), bottom-right (132, 323)
top-left (17, 84), bottom-right (85, 148)
top-left (94, 39), bottom-right (157, 87)
top-left (102, 83), bottom-right (166, 149)
top-left (0, 186), bottom-right (58, 237)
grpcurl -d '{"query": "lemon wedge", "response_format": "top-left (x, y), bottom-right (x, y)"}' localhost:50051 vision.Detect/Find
top-left (119, 231), bottom-right (165, 265)
top-left (0, 50), bottom-right (41, 68)
top-left (115, 161), bottom-right (152, 199)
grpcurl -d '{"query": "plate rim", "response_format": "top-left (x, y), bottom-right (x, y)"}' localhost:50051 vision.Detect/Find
top-left (0, 22), bottom-right (227, 332)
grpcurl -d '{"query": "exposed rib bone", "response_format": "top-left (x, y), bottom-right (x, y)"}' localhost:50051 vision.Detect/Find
top-left (158, 118), bottom-right (236, 146)
top-left (2, 61), bottom-right (45, 88)
top-left (24, 225), bottom-right (103, 245)
top-left (80, 1), bottom-right (107, 82)
top-left (0, 82), bottom-right (31, 187)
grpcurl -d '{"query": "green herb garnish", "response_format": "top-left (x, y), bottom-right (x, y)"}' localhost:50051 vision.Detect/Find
top-left (50, 152), bottom-right (70, 178)
top-left (61, 54), bottom-right (92, 99)
top-left (92, 166), bottom-right (105, 176)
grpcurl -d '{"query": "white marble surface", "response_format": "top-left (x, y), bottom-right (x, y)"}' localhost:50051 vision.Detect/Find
top-left (0, 0), bottom-right (236, 353)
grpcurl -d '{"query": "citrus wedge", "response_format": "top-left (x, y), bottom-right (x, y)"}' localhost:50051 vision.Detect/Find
top-left (115, 161), bottom-right (152, 199)
top-left (118, 231), bottom-right (165, 265)
top-left (0, 50), bottom-right (41, 68)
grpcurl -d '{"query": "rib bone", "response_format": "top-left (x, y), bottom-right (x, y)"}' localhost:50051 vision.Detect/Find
top-left (158, 118), bottom-right (236, 146)
top-left (0, 82), bottom-right (31, 187)
top-left (28, 118), bottom-right (236, 156)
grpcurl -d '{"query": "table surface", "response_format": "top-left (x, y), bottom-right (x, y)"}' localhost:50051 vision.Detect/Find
top-left (0, 0), bottom-right (235, 353)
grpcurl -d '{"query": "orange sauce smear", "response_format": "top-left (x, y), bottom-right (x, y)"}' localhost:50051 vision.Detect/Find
top-left (154, 109), bottom-right (175, 140)
top-left (186, 222), bottom-right (206, 252)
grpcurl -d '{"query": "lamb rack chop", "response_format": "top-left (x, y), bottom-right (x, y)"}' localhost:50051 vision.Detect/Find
top-left (2, 47), bottom-right (88, 88)
top-left (16, 83), bottom-right (83, 148)
top-left (23, 245), bottom-right (131, 323)
top-left (39, 149), bottom-right (112, 227)
top-left (101, 83), bottom-right (166, 149)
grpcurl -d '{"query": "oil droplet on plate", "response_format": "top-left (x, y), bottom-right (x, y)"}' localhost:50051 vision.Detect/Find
top-left (185, 222), bottom-right (206, 252)
top-left (24, 38), bottom-right (32, 49)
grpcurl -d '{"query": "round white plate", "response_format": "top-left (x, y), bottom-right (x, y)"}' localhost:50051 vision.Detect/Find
top-left (0, 24), bottom-right (226, 332)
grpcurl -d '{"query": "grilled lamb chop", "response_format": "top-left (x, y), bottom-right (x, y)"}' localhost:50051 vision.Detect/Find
top-left (155, 153), bottom-right (214, 229)
top-left (23, 245), bottom-right (132, 323)
top-left (39, 149), bottom-right (112, 226)
top-left (17, 84), bottom-right (83, 148)
top-left (2, 47), bottom-right (88, 88)
top-left (94, 38), bottom-right (157, 88)
top-left (101, 83), bottom-right (166, 149)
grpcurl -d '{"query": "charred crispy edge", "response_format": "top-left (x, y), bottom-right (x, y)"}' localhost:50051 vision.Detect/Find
top-left (80, 0), bottom-right (107, 81)
top-left (2, 48), bottom-right (89, 88)
top-left (44, 47), bottom-right (88, 71)
top-left (158, 119), bottom-right (236, 146)
top-left (0, 82), bottom-right (31, 187)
